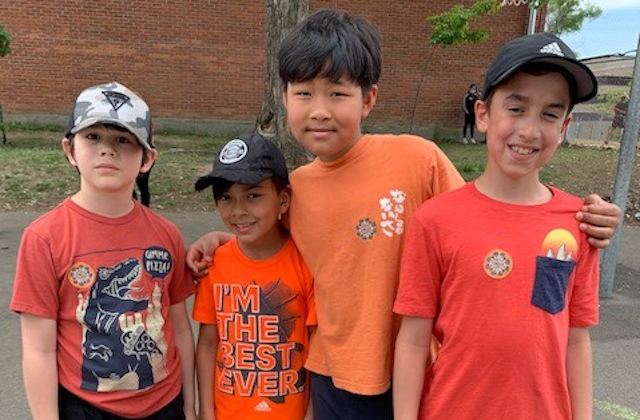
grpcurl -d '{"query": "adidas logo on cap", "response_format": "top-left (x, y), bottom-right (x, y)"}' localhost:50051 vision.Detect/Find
top-left (254, 400), bottom-right (272, 412)
top-left (539, 42), bottom-right (564, 57)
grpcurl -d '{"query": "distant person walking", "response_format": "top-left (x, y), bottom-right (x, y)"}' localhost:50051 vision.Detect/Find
top-left (463, 84), bottom-right (480, 144)
top-left (605, 94), bottom-right (629, 145)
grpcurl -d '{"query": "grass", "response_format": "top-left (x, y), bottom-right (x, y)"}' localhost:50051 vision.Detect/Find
top-left (0, 130), bottom-right (228, 213)
top-left (1, 128), bottom-right (638, 224)
top-left (438, 139), bottom-right (624, 192)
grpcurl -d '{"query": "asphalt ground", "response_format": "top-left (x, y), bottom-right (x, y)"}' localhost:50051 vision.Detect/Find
top-left (1, 211), bottom-right (638, 419)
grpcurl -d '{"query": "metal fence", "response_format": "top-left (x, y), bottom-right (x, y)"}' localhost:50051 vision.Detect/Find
top-left (567, 113), bottom-right (611, 141)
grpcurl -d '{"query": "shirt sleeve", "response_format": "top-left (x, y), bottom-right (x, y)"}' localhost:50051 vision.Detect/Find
top-left (302, 263), bottom-right (317, 327)
top-left (568, 238), bottom-right (600, 327)
top-left (192, 273), bottom-right (217, 325)
top-left (166, 231), bottom-right (197, 305)
top-left (394, 214), bottom-right (441, 319)
top-left (10, 228), bottom-right (60, 318)
top-left (430, 145), bottom-right (466, 196)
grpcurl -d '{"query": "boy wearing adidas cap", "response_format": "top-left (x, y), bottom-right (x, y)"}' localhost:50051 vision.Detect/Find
top-left (192, 134), bottom-right (315, 420)
top-left (394, 33), bottom-right (602, 420)
top-left (10, 82), bottom-right (197, 420)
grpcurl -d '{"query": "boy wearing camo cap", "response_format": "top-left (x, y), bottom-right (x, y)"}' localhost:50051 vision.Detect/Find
top-left (10, 81), bottom-right (197, 419)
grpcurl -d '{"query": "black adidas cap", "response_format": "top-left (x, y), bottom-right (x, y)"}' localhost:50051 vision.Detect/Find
top-left (483, 32), bottom-right (597, 104)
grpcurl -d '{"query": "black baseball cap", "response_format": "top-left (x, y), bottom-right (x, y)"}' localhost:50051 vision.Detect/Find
top-left (483, 32), bottom-right (597, 104)
top-left (195, 133), bottom-right (289, 191)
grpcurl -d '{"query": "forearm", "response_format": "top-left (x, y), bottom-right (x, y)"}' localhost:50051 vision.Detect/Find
top-left (196, 339), bottom-right (217, 420)
top-left (393, 317), bottom-right (433, 420)
top-left (567, 328), bottom-right (593, 420)
top-left (201, 231), bottom-right (234, 251)
top-left (394, 340), bottom-right (429, 419)
top-left (170, 305), bottom-right (196, 418)
top-left (23, 349), bottom-right (59, 420)
top-left (20, 314), bottom-right (59, 420)
top-left (303, 393), bottom-right (314, 420)
top-left (175, 330), bottom-right (196, 418)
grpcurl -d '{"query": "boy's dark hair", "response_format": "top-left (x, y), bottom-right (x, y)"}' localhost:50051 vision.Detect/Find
top-left (483, 62), bottom-right (578, 113)
top-left (212, 176), bottom-right (288, 203)
top-left (278, 8), bottom-right (382, 94)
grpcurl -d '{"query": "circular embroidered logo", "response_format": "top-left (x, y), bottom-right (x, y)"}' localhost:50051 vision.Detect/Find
top-left (67, 262), bottom-right (96, 289)
top-left (219, 139), bottom-right (248, 164)
top-left (356, 218), bottom-right (377, 241)
top-left (484, 249), bottom-right (513, 279)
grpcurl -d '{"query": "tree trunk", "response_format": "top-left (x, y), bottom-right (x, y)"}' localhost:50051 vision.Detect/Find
top-left (254, 0), bottom-right (310, 167)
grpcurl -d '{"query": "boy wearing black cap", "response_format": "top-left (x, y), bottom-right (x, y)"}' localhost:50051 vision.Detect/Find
top-left (10, 82), bottom-right (197, 419)
top-left (192, 134), bottom-right (315, 420)
top-left (394, 33), bottom-right (601, 420)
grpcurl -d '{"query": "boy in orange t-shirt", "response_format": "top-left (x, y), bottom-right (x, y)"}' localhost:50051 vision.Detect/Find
top-left (192, 134), bottom-right (315, 420)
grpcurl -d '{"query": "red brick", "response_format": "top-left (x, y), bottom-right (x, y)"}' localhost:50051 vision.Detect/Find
top-left (0, 0), bottom-right (532, 130)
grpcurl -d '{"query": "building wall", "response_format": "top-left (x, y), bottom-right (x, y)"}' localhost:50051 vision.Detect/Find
top-left (0, 1), bottom-right (531, 131)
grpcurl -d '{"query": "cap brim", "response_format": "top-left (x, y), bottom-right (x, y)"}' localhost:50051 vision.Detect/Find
top-left (533, 57), bottom-right (597, 102)
top-left (194, 171), bottom-right (274, 191)
top-left (70, 117), bottom-right (153, 151)
top-left (194, 175), bottom-right (215, 191)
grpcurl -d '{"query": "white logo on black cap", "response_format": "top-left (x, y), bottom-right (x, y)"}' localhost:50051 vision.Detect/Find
top-left (539, 42), bottom-right (564, 57)
top-left (103, 91), bottom-right (131, 111)
top-left (219, 139), bottom-right (248, 164)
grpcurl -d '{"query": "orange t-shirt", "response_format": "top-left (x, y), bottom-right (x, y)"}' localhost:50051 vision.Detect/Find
top-left (289, 133), bottom-right (464, 395)
top-left (193, 237), bottom-right (315, 419)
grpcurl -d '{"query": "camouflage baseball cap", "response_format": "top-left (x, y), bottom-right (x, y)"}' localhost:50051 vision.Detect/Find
top-left (65, 81), bottom-right (153, 150)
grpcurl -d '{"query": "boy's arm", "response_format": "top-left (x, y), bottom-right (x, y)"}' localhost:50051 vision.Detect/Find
top-left (303, 395), bottom-right (314, 420)
top-left (186, 232), bottom-right (234, 278)
top-left (20, 313), bottom-right (59, 420)
top-left (196, 324), bottom-right (219, 420)
top-left (302, 325), bottom-right (317, 420)
top-left (566, 327), bottom-right (593, 420)
top-left (576, 195), bottom-right (621, 249)
top-left (169, 302), bottom-right (197, 420)
top-left (393, 316), bottom-right (434, 420)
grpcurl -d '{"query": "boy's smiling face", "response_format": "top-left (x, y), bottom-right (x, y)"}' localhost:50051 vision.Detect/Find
top-left (476, 71), bottom-right (572, 182)
top-left (216, 179), bottom-right (290, 259)
top-left (283, 76), bottom-right (377, 162)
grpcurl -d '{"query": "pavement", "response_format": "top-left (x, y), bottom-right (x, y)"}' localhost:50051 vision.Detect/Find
top-left (1, 211), bottom-right (639, 419)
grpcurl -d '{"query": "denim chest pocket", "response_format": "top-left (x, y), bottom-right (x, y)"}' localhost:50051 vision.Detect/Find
top-left (531, 256), bottom-right (576, 314)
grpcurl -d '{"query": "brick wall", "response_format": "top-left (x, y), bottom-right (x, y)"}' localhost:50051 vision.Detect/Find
top-left (0, 1), bottom-right (532, 131)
